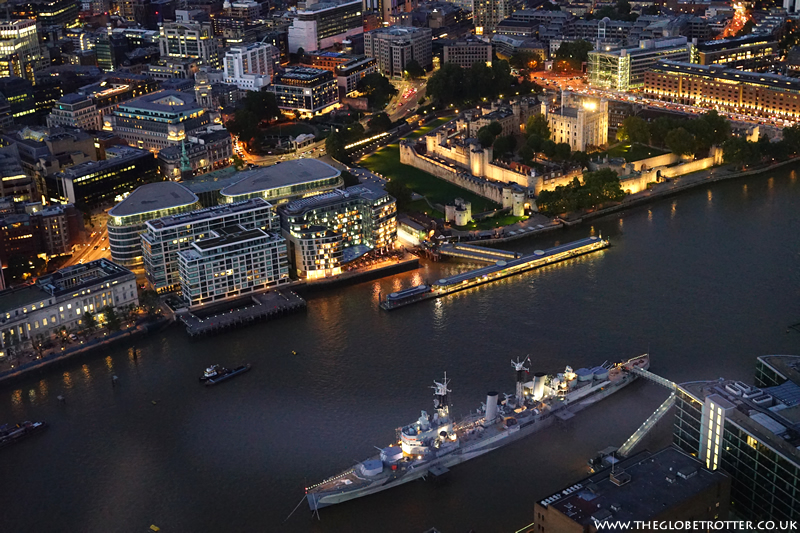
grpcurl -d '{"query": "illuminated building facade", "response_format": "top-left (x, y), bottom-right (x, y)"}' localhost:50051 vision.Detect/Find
top-left (77, 74), bottom-right (160, 118)
top-left (472, 0), bottom-right (511, 35)
top-left (691, 34), bottom-right (777, 72)
top-left (159, 20), bottom-right (219, 68)
top-left (0, 147), bottom-right (35, 202)
top-left (8, 0), bottom-right (80, 33)
top-left (266, 67), bottom-right (339, 115)
top-left (644, 61), bottom-right (800, 121)
top-left (0, 20), bottom-right (43, 82)
top-left (278, 182), bottom-right (397, 278)
top-left (674, 355), bottom-right (800, 522)
top-left (364, 26), bottom-right (432, 78)
top-left (588, 36), bottom-right (691, 92)
top-left (223, 42), bottom-right (276, 90)
top-left (219, 159), bottom-right (342, 205)
top-left (541, 98), bottom-right (608, 152)
top-left (108, 181), bottom-right (200, 266)
top-left (0, 259), bottom-right (137, 354)
top-left (47, 146), bottom-right (159, 208)
top-left (157, 129), bottom-right (233, 179)
top-left (287, 0), bottom-right (363, 54)
top-left (46, 93), bottom-right (102, 131)
top-left (335, 56), bottom-right (376, 97)
top-left (104, 90), bottom-right (210, 151)
top-left (177, 224), bottom-right (289, 306)
top-left (141, 197), bottom-right (277, 292)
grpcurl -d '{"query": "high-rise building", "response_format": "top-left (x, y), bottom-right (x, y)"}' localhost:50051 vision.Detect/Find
top-left (691, 34), bottom-right (778, 72)
top-left (8, 0), bottom-right (81, 33)
top-left (223, 42), bottom-right (275, 90)
top-left (47, 94), bottom-right (102, 131)
top-left (266, 67), bottom-right (339, 115)
top-left (674, 355), bottom-right (800, 522)
top-left (108, 181), bottom-right (201, 266)
top-left (443, 37), bottom-right (492, 68)
top-left (46, 146), bottom-right (159, 208)
top-left (156, 129), bottom-right (233, 179)
top-left (588, 36), bottom-right (691, 92)
top-left (364, 26), bottom-right (432, 78)
top-left (335, 56), bottom-right (376, 97)
top-left (0, 146), bottom-right (35, 202)
top-left (141, 197), bottom-right (278, 292)
top-left (0, 20), bottom-right (43, 82)
top-left (177, 223), bottom-right (289, 306)
top-left (287, 0), bottom-right (363, 54)
top-left (278, 182), bottom-right (397, 278)
top-left (363, 0), bottom-right (418, 24)
top-left (159, 17), bottom-right (219, 68)
top-left (104, 90), bottom-right (210, 151)
top-left (472, 0), bottom-right (511, 36)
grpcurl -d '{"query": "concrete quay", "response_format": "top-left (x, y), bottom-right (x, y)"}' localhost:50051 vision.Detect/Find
top-left (181, 290), bottom-right (306, 337)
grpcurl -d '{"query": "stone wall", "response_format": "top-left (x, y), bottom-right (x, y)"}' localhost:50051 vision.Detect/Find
top-left (399, 141), bottom-right (506, 203)
top-left (630, 152), bottom-right (681, 171)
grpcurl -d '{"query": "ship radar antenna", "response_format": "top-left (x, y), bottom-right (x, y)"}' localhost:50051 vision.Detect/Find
top-left (431, 372), bottom-right (451, 396)
top-left (512, 356), bottom-right (531, 406)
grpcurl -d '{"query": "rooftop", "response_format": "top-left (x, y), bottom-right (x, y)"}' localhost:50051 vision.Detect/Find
top-left (191, 225), bottom-right (273, 251)
top-left (273, 67), bottom-right (331, 82)
top-left (279, 182), bottom-right (389, 215)
top-left (60, 147), bottom-right (152, 180)
top-left (117, 90), bottom-right (201, 113)
top-left (109, 181), bottom-right (199, 218)
top-left (653, 61), bottom-right (800, 92)
top-left (146, 197), bottom-right (271, 230)
top-left (0, 285), bottom-right (46, 316)
top-left (539, 447), bottom-right (728, 526)
top-left (36, 259), bottom-right (134, 299)
top-left (220, 159), bottom-right (340, 198)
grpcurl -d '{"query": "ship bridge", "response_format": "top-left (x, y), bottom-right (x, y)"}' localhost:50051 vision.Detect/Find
top-left (617, 367), bottom-right (677, 457)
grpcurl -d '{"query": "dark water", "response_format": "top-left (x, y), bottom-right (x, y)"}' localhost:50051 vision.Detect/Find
top-left (3, 168), bottom-right (800, 533)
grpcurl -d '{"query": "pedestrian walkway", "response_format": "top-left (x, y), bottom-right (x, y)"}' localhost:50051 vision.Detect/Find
top-left (181, 290), bottom-right (306, 337)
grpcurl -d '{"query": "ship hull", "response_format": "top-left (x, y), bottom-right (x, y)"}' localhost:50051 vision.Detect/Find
top-left (306, 357), bottom-right (647, 510)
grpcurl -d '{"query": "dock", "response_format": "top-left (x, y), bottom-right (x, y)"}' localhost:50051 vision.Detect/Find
top-left (438, 243), bottom-right (521, 263)
top-left (380, 236), bottom-right (609, 311)
top-left (181, 290), bottom-right (306, 337)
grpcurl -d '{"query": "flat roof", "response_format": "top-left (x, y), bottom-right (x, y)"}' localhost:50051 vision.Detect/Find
top-left (109, 181), bottom-right (199, 218)
top-left (540, 447), bottom-right (728, 526)
top-left (653, 61), bottom-right (800, 92)
top-left (279, 182), bottom-right (388, 215)
top-left (0, 285), bottom-right (48, 315)
top-left (117, 90), bottom-right (202, 113)
top-left (37, 259), bottom-right (134, 299)
top-left (146, 197), bottom-right (271, 230)
top-left (220, 159), bottom-right (340, 198)
top-left (192, 226), bottom-right (270, 250)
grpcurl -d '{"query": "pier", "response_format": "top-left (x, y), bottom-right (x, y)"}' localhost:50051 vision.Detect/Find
top-left (438, 243), bottom-right (521, 263)
top-left (181, 290), bottom-right (306, 337)
top-left (381, 236), bottom-right (609, 310)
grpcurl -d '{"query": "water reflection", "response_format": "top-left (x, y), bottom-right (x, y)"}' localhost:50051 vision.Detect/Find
top-left (648, 210), bottom-right (652, 223)
top-left (38, 380), bottom-right (48, 402)
top-left (81, 364), bottom-right (91, 384)
top-left (671, 201), bottom-right (677, 218)
top-left (10, 389), bottom-right (22, 406)
top-left (62, 371), bottom-right (73, 389)
top-left (742, 184), bottom-right (748, 198)
top-left (105, 356), bottom-right (114, 372)
top-left (27, 388), bottom-right (36, 402)
top-left (707, 190), bottom-right (713, 204)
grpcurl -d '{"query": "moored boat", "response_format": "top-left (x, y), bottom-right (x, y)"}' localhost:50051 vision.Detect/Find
top-left (305, 354), bottom-right (650, 511)
top-left (204, 364), bottom-right (252, 386)
top-left (0, 421), bottom-right (47, 448)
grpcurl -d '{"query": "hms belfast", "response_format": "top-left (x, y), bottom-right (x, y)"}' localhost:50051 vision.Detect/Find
top-left (305, 354), bottom-right (650, 511)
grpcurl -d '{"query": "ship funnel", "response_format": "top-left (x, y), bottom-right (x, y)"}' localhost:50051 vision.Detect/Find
top-left (533, 372), bottom-right (546, 400)
top-left (484, 391), bottom-right (499, 426)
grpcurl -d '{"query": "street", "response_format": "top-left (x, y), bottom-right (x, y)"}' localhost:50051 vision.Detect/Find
top-left (62, 212), bottom-right (111, 268)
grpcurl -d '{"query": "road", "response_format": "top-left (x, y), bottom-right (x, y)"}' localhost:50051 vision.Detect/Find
top-left (63, 221), bottom-right (111, 268)
top-left (385, 78), bottom-right (427, 123)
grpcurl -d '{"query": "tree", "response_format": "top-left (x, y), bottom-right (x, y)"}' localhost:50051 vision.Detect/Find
top-left (509, 51), bottom-right (543, 72)
top-left (83, 312), bottom-right (96, 333)
top-left (5, 255), bottom-right (46, 284)
top-left (552, 142), bottom-right (572, 161)
top-left (571, 150), bottom-right (590, 168)
top-left (618, 116), bottom-right (650, 145)
top-left (554, 40), bottom-right (593, 71)
top-left (782, 124), bottom-right (800, 154)
top-left (487, 121), bottom-right (503, 136)
top-left (666, 127), bottom-right (697, 157)
top-left (231, 153), bottom-right (246, 170)
top-left (404, 59), bottom-right (425, 79)
top-left (527, 134), bottom-right (544, 152)
top-left (226, 91), bottom-right (282, 148)
top-left (341, 170), bottom-right (359, 187)
top-left (357, 73), bottom-right (398, 110)
top-left (384, 180), bottom-right (412, 210)
top-left (722, 137), bottom-right (758, 169)
top-left (477, 126), bottom-right (496, 148)
top-left (325, 131), bottom-right (349, 163)
top-left (526, 114), bottom-right (551, 140)
top-left (102, 306), bottom-right (121, 331)
top-left (367, 112), bottom-right (392, 133)
top-left (493, 135), bottom-right (516, 157)
top-left (519, 144), bottom-right (535, 165)
top-left (542, 139), bottom-right (557, 158)
top-left (139, 289), bottom-right (160, 316)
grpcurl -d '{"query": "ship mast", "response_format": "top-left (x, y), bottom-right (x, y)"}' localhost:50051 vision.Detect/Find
top-left (431, 373), bottom-right (451, 419)
top-left (512, 356), bottom-right (531, 406)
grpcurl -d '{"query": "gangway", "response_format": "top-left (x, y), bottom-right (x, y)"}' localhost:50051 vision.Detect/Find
top-left (438, 243), bottom-right (519, 263)
top-left (451, 243), bottom-right (518, 259)
top-left (616, 367), bottom-right (678, 457)
top-left (617, 391), bottom-right (676, 457)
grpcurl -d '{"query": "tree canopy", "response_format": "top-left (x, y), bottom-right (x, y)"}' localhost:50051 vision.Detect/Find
top-left (426, 60), bottom-right (532, 106)
top-left (404, 59), bottom-right (425, 79)
top-left (357, 73), bottom-right (398, 110)
top-left (526, 114), bottom-right (551, 140)
top-left (384, 179), bottom-right (412, 210)
top-left (225, 91), bottom-right (282, 148)
top-left (537, 168), bottom-right (625, 214)
top-left (554, 40), bottom-right (593, 71)
top-left (367, 112), bottom-right (392, 133)
top-left (617, 116), bottom-right (650, 144)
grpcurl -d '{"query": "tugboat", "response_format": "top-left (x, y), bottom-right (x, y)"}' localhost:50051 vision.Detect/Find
top-left (199, 364), bottom-right (225, 382)
top-left (204, 364), bottom-right (252, 386)
top-left (0, 421), bottom-right (47, 448)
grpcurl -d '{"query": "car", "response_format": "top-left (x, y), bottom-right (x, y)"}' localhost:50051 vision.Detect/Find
top-left (79, 259), bottom-right (84, 264)
top-left (69, 334), bottom-right (78, 341)
top-left (94, 245), bottom-right (99, 250)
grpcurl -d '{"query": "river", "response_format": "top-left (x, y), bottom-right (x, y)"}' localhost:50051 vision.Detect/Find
top-left (2, 168), bottom-right (800, 533)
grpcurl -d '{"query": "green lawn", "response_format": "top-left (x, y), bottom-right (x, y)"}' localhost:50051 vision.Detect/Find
top-left (406, 115), bottom-right (454, 140)
top-left (406, 199), bottom-right (445, 219)
top-left (602, 143), bottom-right (668, 163)
top-left (361, 143), bottom-right (498, 212)
top-left (457, 215), bottom-right (527, 231)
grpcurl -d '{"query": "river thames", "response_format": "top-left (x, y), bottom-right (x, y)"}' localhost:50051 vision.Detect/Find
top-left (2, 167), bottom-right (800, 533)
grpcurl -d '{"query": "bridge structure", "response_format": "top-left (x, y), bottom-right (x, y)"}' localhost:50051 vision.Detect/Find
top-left (617, 367), bottom-right (678, 457)
top-left (437, 243), bottom-right (520, 263)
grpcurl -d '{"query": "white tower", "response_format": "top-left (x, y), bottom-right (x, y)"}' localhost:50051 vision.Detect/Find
top-left (511, 356), bottom-right (531, 406)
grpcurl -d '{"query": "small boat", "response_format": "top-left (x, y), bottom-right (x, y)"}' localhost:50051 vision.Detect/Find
top-left (0, 421), bottom-right (47, 448)
top-left (205, 364), bottom-right (252, 386)
top-left (199, 364), bottom-right (226, 382)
